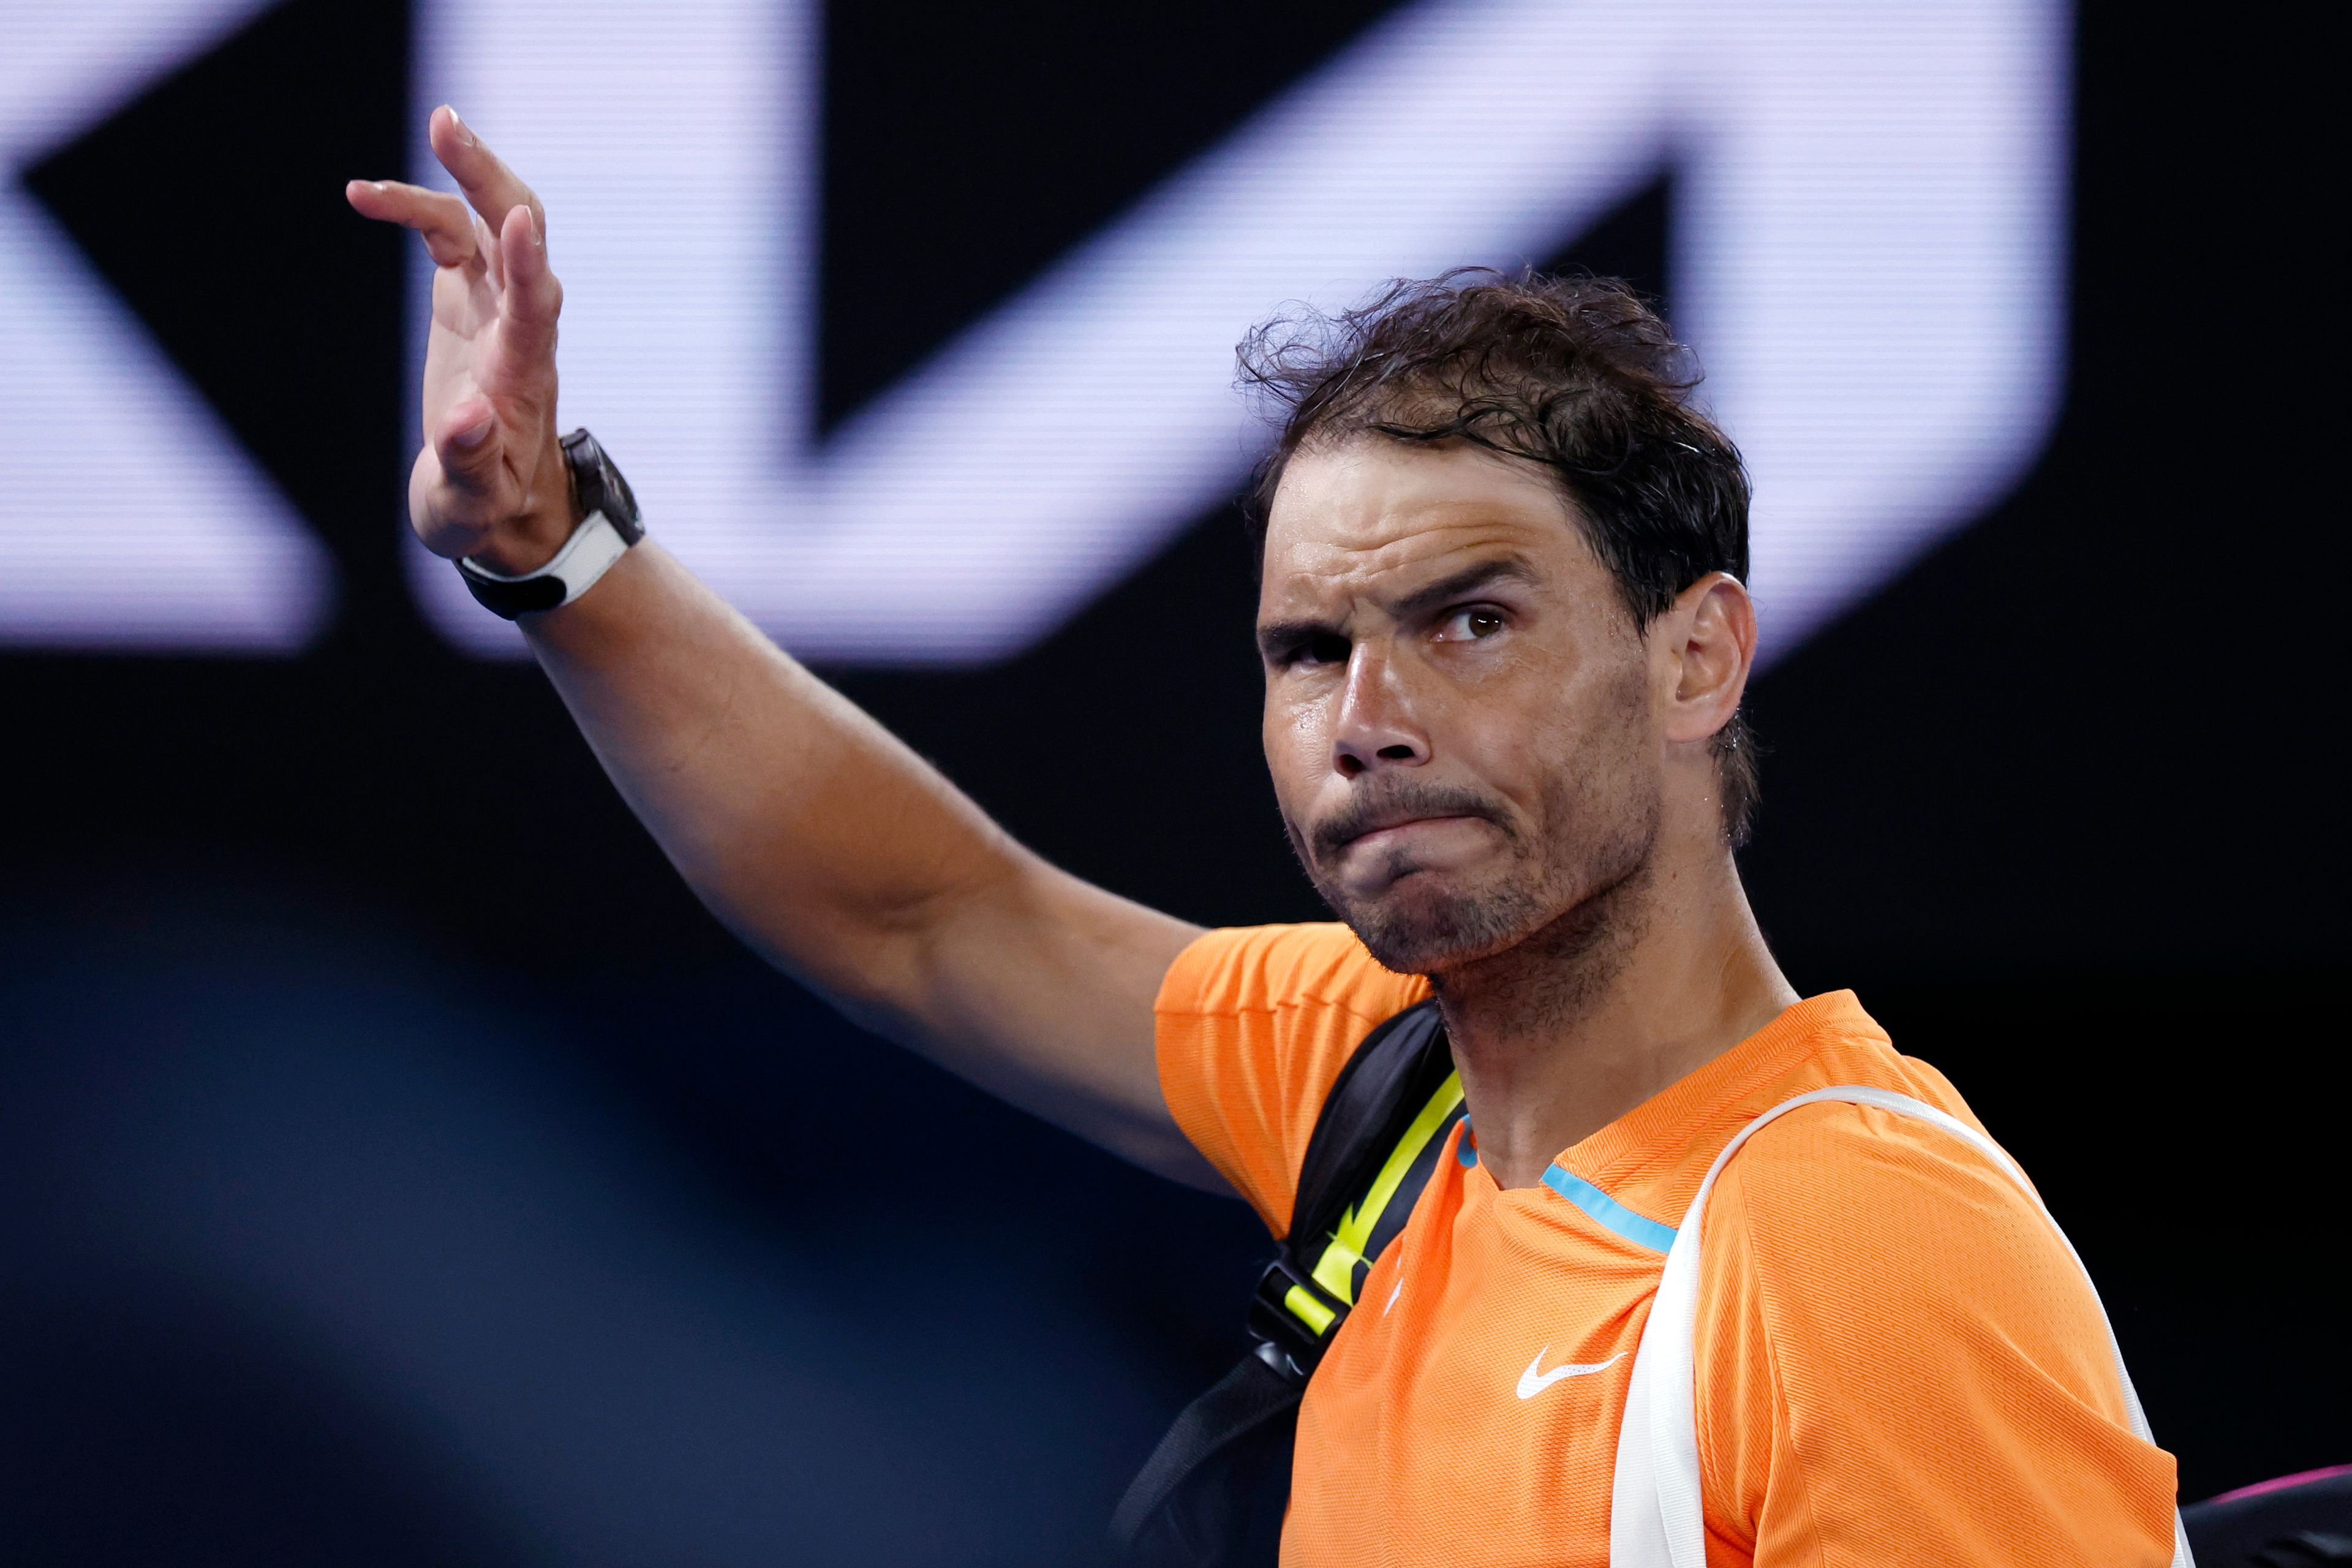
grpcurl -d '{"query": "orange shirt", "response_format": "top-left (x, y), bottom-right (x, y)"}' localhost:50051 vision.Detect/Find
top-left (1155, 924), bottom-right (2181, 1567)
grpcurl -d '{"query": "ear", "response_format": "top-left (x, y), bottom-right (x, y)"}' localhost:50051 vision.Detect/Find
top-left (1656, 572), bottom-right (1757, 748)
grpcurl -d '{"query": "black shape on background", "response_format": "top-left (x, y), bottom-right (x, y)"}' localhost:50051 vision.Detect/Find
top-left (20, 0), bottom-right (416, 655)
top-left (1539, 170), bottom-right (1673, 313)
top-left (820, 0), bottom-right (1410, 430)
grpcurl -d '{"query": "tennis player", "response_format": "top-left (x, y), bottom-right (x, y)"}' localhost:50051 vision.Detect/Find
top-left (348, 108), bottom-right (2186, 1564)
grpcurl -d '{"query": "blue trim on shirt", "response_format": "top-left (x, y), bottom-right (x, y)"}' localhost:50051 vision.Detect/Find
top-left (1539, 1164), bottom-right (1678, 1253)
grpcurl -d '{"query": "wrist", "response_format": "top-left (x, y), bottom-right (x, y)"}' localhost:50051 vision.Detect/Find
top-left (454, 428), bottom-right (644, 620)
top-left (466, 448), bottom-right (583, 576)
top-left (467, 513), bottom-right (576, 577)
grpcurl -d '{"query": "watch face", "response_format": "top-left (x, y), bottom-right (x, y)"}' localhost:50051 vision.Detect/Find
top-left (596, 451), bottom-right (641, 535)
top-left (563, 429), bottom-right (643, 543)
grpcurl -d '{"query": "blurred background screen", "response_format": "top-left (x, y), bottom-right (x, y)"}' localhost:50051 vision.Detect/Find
top-left (1, 1), bottom-right (2340, 1563)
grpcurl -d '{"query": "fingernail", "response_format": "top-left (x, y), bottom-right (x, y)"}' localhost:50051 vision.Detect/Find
top-left (450, 413), bottom-right (494, 448)
top-left (447, 107), bottom-right (475, 146)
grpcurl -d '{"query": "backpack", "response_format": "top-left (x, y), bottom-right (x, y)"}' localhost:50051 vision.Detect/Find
top-left (2180, 1468), bottom-right (2352, 1566)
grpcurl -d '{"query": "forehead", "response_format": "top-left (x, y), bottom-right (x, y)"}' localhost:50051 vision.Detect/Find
top-left (1258, 438), bottom-right (1593, 614)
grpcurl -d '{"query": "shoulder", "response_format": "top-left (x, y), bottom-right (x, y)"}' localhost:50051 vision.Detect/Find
top-left (1706, 1098), bottom-right (2108, 1378)
top-left (1155, 922), bottom-right (1428, 1024)
top-left (1691, 1098), bottom-right (2178, 1562)
top-left (1153, 925), bottom-right (1430, 1236)
top-left (1703, 1100), bottom-right (2145, 1438)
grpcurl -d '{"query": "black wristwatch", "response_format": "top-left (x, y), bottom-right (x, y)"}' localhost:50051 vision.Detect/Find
top-left (455, 428), bottom-right (644, 619)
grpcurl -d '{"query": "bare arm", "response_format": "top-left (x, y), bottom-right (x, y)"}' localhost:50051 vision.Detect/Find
top-left (530, 545), bottom-right (1210, 1176)
top-left (348, 109), bottom-right (1216, 1184)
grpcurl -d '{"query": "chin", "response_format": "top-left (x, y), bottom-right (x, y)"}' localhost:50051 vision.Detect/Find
top-left (1330, 873), bottom-right (1550, 977)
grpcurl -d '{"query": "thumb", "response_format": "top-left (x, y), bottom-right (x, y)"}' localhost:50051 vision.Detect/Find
top-left (434, 394), bottom-right (503, 491)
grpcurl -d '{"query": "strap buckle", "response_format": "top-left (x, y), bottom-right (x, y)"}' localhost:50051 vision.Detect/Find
top-left (1245, 1254), bottom-right (1348, 1387)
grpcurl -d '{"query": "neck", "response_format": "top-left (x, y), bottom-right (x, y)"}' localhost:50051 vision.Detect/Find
top-left (1431, 841), bottom-right (1797, 1191)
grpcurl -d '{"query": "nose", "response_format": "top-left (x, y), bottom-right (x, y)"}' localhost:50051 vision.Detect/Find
top-left (1332, 642), bottom-right (1429, 779)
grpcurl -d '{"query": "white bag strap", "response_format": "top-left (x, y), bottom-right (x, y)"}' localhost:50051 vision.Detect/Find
top-left (1607, 1085), bottom-right (2193, 1568)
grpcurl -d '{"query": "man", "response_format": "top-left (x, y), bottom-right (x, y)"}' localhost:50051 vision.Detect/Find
top-left (347, 107), bottom-right (2184, 1564)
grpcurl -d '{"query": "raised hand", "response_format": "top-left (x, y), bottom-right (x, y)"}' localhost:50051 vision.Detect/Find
top-left (347, 107), bottom-right (574, 575)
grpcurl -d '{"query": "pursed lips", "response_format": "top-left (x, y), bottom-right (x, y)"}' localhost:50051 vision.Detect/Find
top-left (1338, 813), bottom-right (1488, 852)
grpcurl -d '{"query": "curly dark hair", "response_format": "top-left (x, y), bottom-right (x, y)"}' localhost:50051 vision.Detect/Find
top-left (1236, 269), bottom-right (1760, 846)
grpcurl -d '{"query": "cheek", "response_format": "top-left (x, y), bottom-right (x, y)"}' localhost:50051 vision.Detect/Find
top-left (1262, 692), bottom-right (1327, 801)
top-left (1546, 658), bottom-right (1659, 799)
top-left (1446, 710), bottom-right (1550, 809)
top-left (1446, 663), bottom-right (1629, 812)
top-left (1430, 655), bottom-right (1559, 764)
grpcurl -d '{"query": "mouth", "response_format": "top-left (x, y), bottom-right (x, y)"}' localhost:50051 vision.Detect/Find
top-left (1305, 785), bottom-right (1511, 872)
top-left (1338, 813), bottom-right (1485, 853)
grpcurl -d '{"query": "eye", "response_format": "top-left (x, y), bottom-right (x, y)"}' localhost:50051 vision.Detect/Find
top-left (1275, 631), bottom-right (1352, 668)
top-left (1433, 606), bottom-right (1507, 643)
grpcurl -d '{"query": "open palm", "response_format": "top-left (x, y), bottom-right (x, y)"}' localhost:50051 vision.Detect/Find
top-left (347, 107), bottom-right (573, 573)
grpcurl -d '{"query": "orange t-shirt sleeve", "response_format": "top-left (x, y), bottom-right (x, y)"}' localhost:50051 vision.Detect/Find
top-left (1154, 923), bottom-right (1431, 1238)
top-left (1694, 1103), bottom-right (2180, 1566)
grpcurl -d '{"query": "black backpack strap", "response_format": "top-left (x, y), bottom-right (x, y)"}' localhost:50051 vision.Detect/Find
top-left (1106, 1346), bottom-right (1299, 1564)
top-left (1250, 999), bottom-right (1458, 1378)
top-left (2181, 1469), bottom-right (2352, 1566)
top-left (1113, 999), bottom-right (1460, 1566)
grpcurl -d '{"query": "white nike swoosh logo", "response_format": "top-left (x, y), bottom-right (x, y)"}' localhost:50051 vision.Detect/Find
top-left (1515, 1347), bottom-right (1627, 1399)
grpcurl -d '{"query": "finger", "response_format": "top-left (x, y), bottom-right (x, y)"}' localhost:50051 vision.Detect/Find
top-left (498, 203), bottom-right (563, 364)
top-left (426, 106), bottom-right (546, 246)
top-left (345, 179), bottom-right (477, 268)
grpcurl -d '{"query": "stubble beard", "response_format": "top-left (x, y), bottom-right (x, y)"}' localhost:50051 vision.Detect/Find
top-left (1288, 763), bottom-right (1662, 1008)
top-left (1428, 791), bottom-right (1658, 1041)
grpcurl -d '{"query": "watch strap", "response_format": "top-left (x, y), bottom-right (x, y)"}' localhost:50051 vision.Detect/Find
top-left (456, 508), bottom-right (633, 619)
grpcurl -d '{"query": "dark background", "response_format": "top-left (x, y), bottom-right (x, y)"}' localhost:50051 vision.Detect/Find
top-left (2, 1), bottom-right (2342, 1562)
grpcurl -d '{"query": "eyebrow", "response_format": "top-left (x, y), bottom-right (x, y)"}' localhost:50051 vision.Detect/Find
top-left (1388, 556), bottom-right (1539, 622)
top-left (1256, 554), bottom-right (1539, 661)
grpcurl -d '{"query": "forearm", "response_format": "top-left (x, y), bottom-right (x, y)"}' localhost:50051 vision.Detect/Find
top-left (524, 539), bottom-right (1025, 1014)
top-left (521, 540), bottom-right (1209, 1174)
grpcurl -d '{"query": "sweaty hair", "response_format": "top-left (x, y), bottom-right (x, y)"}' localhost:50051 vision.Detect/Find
top-left (1237, 269), bottom-right (1760, 847)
